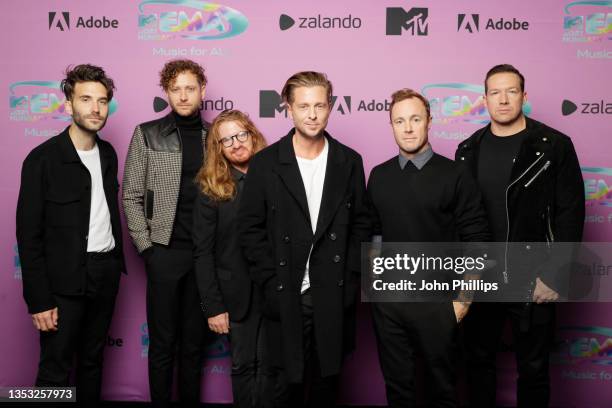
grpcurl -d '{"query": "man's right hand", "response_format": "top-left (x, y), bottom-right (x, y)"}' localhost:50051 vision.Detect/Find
top-left (32, 307), bottom-right (58, 332)
top-left (208, 312), bottom-right (229, 334)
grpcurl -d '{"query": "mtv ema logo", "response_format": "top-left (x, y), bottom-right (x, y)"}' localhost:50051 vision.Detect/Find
top-left (421, 83), bottom-right (532, 125)
top-left (554, 326), bottom-right (612, 366)
top-left (583, 167), bottom-right (612, 207)
top-left (9, 81), bottom-right (118, 123)
top-left (386, 7), bottom-right (428, 36)
top-left (138, 0), bottom-right (248, 40)
top-left (563, 1), bottom-right (612, 42)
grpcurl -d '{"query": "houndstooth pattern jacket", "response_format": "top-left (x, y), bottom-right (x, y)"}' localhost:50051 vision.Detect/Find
top-left (122, 113), bottom-right (208, 253)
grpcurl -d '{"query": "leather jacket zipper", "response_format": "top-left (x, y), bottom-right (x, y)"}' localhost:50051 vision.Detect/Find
top-left (524, 160), bottom-right (551, 188)
top-left (503, 153), bottom-right (545, 284)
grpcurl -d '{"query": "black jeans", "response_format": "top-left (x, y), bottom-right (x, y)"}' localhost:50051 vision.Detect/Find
top-left (145, 245), bottom-right (208, 408)
top-left (228, 289), bottom-right (270, 408)
top-left (36, 252), bottom-right (121, 407)
top-left (267, 290), bottom-right (338, 408)
top-left (371, 302), bottom-right (459, 408)
top-left (463, 302), bottom-right (555, 408)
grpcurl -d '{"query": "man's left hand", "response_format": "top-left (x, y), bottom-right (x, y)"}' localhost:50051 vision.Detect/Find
top-left (532, 277), bottom-right (559, 304)
top-left (452, 301), bottom-right (470, 323)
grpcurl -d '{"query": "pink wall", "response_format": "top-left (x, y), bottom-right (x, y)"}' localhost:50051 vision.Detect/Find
top-left (1, 1), bottom-right (610, 405)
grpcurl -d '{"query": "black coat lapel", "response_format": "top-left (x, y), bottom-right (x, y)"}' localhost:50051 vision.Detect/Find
top-left (274, 131), bottom-right (312, 227)
top-left (313, 134), bottom-right (351, 243)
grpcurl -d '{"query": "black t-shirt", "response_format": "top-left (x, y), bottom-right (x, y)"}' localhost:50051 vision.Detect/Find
top-left (477, 128), bottom-right (527, 242)
top-left (169, 111), bottom-right (204, 249)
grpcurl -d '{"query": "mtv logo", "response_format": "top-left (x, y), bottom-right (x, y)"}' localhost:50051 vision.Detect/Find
top-left (458, 14), bottom-right (479, 32)
top-left (49, 11), bottom-right (70, 31)
top-left (386, 7), bottom-right (428, 36)
top-left (259, 90), bottom-right (287, 118)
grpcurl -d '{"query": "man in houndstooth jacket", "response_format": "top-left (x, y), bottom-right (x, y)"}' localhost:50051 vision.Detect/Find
top-left (122, 59), bottom-right (209, 408)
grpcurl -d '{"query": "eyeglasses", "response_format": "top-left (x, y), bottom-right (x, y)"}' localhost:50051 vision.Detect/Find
top-left (219, 131), bottom-right (249, 148)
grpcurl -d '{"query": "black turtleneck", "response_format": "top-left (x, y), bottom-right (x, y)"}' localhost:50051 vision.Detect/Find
top-left (170, 111), bottom-right (204, 249)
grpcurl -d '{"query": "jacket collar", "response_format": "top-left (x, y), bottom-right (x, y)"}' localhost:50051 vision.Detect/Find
top-left (159, 111), bottom-right (207, 137)
top-left (57, 125), bottom-right (113, 174)
top-left (275, 128), bottom-right (351, 239)
top-left (464, 116), bottom-right (544, 149)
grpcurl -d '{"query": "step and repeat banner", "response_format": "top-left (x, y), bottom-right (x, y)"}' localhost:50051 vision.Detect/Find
top-left (1, 0), bottom-right (610, 406)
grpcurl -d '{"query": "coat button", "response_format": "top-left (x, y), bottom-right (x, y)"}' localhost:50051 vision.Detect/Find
top-left (279, 259), bottom-right (287, 266)
top-left (276, 283), bottom-right (284, 291)
top-left (346, 202), bottom-right (352, 209)
top-left (329, 232), bottom-right (337, 241)
top-left (542, 137), bottom-right (548, 141)
top-left (333, 255), bottom-right (341, 263)
top-left (271, 205), bottom-right (276, 212)
top-left (283, 235), bottom-right (290, 243)
top-left (525, 245), bottom-right (531, 250)
top-left (338, 279), bottom-right (344, 287)
top-left (460, 157), bottom-right (465, 160)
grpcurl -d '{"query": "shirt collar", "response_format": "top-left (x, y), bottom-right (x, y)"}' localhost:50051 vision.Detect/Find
top-left (398, 144), bottom-right (434, 170)
top-left (230, 166), bottom-right (246, 181)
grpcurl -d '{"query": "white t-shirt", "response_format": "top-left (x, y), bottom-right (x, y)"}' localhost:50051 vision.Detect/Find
top-left (76, 144), bottom-right (115, 253)
top-left (296, 137), bottom-right (329, 293)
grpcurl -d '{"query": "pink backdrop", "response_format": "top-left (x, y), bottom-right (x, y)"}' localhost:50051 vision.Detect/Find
top-left (1, 1), bottom-right (610, 406)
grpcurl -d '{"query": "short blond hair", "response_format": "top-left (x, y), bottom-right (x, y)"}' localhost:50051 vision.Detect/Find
top-left (389, 88), bottom-right (431, 120)
top-left (281, 71), bottom-right (333, 105)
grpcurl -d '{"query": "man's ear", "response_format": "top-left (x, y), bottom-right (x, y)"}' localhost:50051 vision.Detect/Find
top-left (64, 99), bottom-right (73, 116)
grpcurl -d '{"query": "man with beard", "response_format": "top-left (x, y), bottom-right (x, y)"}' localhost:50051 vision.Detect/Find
top-left (457, 64), bottom-right (584, 408)
top-left (123, 59), bottom-right (209, 408)
top-left (17, 64), bottom-right (124, 406)
top-left (367, 88), bottom-right (490, 407)
top-left (238, 71), bottom-right (370, 407)
top-left (193, 110), bottom-right (270, 407)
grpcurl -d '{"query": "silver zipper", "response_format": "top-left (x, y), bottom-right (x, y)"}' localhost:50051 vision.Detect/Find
top-left (524, 160), bottom-right (551, 188)
top-left (502, 154), bottom-right (545, 284)
top-left (547, 205), bottom-right (554, 243)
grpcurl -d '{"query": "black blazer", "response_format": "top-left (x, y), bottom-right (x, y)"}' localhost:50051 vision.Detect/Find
top-left (16, 128), bottom-right (125, 314)
top-left (237, 129), bottom-right (371, 382)
top-left (193, 169), bottom-right (253, 321)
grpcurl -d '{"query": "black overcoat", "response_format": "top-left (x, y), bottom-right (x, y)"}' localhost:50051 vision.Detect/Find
top-left (238, 129), bottom-right (370, 382)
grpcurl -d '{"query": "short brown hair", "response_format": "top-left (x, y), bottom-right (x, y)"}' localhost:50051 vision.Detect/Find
top-left (196, 110), bottom-right (267, 201)
top-left (159, 59), bottom-right (207, 91)
top-left (281, 71), bottom-right (333, 105)
top-left (485, 64), bottom-right (524, 94)
top-left (61, 64), bottom-right (115, 101)
top-left (389, 88), bottom-right (431, 120)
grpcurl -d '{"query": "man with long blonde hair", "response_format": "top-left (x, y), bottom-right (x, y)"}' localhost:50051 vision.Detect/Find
top-left (193, 110), bottom-right (269, 407)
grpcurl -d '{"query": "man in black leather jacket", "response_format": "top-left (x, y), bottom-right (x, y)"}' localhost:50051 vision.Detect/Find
top-left (122, 59), bottom-right (209, 408)
top-left (456, 64), bottom-right (585, 408)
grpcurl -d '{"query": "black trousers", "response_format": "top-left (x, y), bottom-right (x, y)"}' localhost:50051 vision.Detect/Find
top-left (36, 252), bottom-right (121, 407)
top-left (463, 302), bottom-right (555, 408)
top-left (267, 291), bottom-right (338, 408)
top-left (371, 302), bottom-right (458, 408)
top-left (145, 246), bottom-right (208, 408)
top-left (228, 289), bottom-right (270, 408)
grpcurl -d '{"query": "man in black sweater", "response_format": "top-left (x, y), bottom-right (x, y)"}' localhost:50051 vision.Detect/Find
top-left (367, 89), bottom-right (490, 407)
top-left (456, 64), bottom-right (584, 408)
top-left (123, 59), bottom-right (209, 408)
